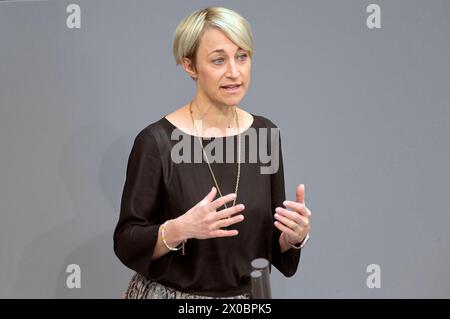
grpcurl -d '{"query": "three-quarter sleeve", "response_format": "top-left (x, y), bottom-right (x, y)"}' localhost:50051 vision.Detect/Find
top-left (113, 129), bottom-right (164, 278)
top-left (268, 122), bottom-right (302, 277)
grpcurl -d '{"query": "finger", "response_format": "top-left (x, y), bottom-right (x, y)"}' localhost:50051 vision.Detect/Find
top-left (209, 193), bottom-right (237, 211)
top-left (198, 187), bottom-right (217, 206)
top-left (212, 214), bottom-right (245, 230)
top-left (296, 184), bottom-right (305, 205)
top-left (275, 207), bottom-right (304, 225)
top-left (215, 204), bottom-right (245, 220)
top-left (209, 229), bottom-right (239, 238)
top-left (276, 207), bottom-right (309, 227)
top-left (282, 200), bottom-right (311, 217)
top-left (274, 212), bottom-right (298, 230)
top-left (274, 221), bottom-right (298, 239)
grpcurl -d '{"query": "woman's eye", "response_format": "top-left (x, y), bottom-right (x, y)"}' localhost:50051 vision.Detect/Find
top-left (213, 54), bottom-right (247, 65)
top-left (238, 54), bottom-right (248, 61)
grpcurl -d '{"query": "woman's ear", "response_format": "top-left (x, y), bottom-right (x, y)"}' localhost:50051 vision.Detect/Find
top-left (182, 57), bottom-right (198, 81)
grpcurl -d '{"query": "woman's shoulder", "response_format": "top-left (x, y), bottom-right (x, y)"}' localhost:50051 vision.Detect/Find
top-left (130, 116), bottom-right (174, 152)
top-left (249, 112), bottom-right (280, 129)
top-left (137, 114), bottom-right (175, 137)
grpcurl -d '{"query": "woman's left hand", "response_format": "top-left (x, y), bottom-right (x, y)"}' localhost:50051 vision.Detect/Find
top-left (274, 184), bottom-right (311, 246)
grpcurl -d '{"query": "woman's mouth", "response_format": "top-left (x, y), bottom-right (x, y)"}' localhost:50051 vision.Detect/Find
top-left (221, 83), bottom-right (242, 94)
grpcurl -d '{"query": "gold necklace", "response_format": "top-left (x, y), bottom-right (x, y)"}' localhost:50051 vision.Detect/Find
top-left (189, 101), bottom-right (241, 209)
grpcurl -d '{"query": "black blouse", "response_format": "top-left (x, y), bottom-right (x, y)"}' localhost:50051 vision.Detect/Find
top-left (113, 114), bottom-right (301, 297)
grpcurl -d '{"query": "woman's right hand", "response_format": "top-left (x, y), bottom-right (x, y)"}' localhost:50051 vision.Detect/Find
top-left (176, 187), bottom-right (245, 240)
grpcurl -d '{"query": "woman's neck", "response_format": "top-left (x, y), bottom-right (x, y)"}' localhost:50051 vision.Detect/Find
top-left (190, 96), bottom-right (238, 135)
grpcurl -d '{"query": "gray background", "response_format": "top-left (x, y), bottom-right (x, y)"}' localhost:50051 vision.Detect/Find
top-left (0, 0), bottom-right (449, 298)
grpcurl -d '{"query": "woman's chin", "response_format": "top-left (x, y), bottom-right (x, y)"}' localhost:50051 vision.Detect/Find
top-left (220, 93), bottom-right (246, 106)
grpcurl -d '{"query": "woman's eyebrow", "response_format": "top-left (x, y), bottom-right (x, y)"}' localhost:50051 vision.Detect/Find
top-left (208, 47), bottom-right (244, 56)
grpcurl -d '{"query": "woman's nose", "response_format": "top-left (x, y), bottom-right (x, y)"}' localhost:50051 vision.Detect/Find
top-left (225, 60), bottom-right (240, 78)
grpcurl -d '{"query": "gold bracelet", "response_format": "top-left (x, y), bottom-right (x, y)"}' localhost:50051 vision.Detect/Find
top-left (162, 220), bottom-right (186, 255)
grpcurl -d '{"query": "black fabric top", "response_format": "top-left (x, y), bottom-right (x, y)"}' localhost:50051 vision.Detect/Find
top-left (113, 113), bottom-right (301, 297)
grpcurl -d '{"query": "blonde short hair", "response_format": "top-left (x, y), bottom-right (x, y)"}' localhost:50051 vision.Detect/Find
top-left (172, 7), bottom-right (254, 68)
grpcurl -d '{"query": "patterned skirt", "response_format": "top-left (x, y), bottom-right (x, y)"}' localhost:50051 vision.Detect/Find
top-left (124, 273), bottom-right (251, 299)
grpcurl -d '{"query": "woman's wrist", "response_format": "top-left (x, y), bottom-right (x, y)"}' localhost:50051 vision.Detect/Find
top-left (169, 217), bottom-right (190, 243)
top-left (284, 232), bottom-right (309, 249)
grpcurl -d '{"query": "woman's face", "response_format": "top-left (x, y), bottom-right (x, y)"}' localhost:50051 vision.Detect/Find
top-left (186, 27), bottom-right (252, 107)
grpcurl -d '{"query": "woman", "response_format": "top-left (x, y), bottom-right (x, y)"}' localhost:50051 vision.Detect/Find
top-left (113, 6), bottom-right (312, 299)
